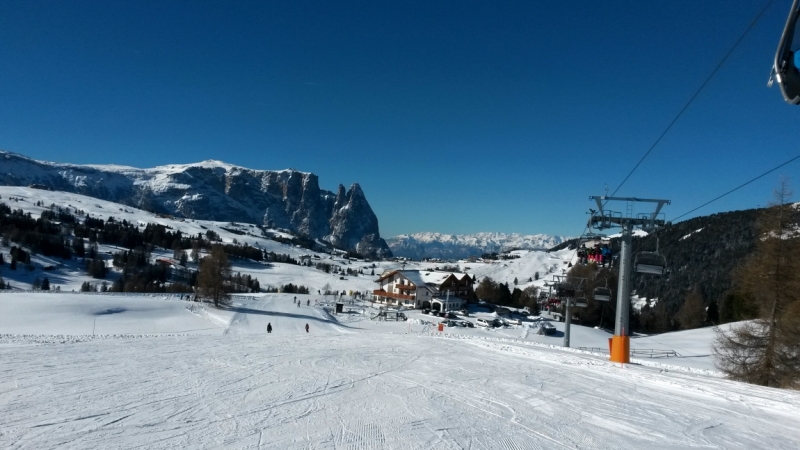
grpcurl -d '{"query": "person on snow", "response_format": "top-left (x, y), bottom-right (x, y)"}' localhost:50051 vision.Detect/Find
top-left (267, 323), bottom-right (272, 333)
top-left (305, 323), bottom-right (309, 333)
top-left (306, 299), bottom-right (310, 306)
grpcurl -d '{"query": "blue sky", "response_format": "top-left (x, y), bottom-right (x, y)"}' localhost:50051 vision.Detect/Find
top-left (1, 1), bottom-right (798, 238)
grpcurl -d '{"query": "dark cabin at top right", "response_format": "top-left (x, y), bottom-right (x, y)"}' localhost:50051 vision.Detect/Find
top-left (772, 0), bottom-right (800, 104)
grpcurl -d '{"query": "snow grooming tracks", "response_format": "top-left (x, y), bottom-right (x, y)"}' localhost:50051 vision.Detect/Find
top-left (389, 372), bottom-right (574, 450)
top-left (417, 332), bottom-right (725, 377)
top-left (0, 333), bottom-right (191, 345)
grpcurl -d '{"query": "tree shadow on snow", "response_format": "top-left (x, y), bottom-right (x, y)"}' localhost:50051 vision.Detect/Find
top-left (219, 305), bottom-right (360, 329)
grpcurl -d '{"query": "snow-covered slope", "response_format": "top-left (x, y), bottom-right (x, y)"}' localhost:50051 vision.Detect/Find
top-left (387, 231), bottom-right (569, 260)
top-left (1, 293), bottom-right (798, 449)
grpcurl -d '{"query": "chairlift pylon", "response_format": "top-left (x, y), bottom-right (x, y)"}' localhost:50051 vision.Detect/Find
top-left (770, 0), bottom-right (800, 104)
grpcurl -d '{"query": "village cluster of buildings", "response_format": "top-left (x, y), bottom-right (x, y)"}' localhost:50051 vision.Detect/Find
top-left (372, 270), bottom-right (476, 312)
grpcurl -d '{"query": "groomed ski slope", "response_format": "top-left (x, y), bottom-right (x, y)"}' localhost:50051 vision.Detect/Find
top-left (1, 294), bottom-right (799, 449)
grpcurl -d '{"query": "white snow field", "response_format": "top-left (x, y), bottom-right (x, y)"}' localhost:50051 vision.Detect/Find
top-left (2, 293), bottom-right (800, 449)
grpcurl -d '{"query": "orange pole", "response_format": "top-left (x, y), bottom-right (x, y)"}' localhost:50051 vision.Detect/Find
top-left (609, 335), bottom-right (630, 363)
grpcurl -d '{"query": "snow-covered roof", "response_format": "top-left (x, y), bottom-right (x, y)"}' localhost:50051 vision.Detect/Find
top-left (418, 270), bottom-right (471, 286)
top-left (397, 270), bottom-right (430, 289)
top-left (377, 270), bottom-right (473, 288)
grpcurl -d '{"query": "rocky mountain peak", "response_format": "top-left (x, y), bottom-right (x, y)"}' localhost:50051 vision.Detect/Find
top-left (0, 151), bottom-right (391, 258)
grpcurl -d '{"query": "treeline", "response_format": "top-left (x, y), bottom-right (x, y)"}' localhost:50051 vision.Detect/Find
top-left (476, 277), bottom-right (539, 311)
top-left (0, 202), bottom-right (283, 267)
top-left (0, 205), bottom-right (72, 259)
top-left (311, 261), bottom-right (365, 276)
top-left (0, 202), bottom-right (266, 295)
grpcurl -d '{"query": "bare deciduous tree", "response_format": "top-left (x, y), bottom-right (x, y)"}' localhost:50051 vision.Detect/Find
top-left (198, 245), bottom-right (230, 308)
top-left (714, 179), bottom-right (800, 388)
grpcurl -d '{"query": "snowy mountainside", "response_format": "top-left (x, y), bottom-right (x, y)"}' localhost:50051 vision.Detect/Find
top-left (386, 231), bottom-right (569, 260)
top-left (0, 151), bottom-right (390, 257)
top-left (0, 186), bottom-right (576, 297)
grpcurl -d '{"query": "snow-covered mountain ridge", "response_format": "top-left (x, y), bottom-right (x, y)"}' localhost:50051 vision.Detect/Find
top-left (0, 151), bottom-right (390, 258)
top-left (387, 232), bottom-right (569, 260)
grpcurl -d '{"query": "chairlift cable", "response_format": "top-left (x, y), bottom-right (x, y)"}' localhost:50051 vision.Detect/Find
top-left (671, 152), bottom-right (800, 222)
top-left (609, 0), bottom-right (776, 198)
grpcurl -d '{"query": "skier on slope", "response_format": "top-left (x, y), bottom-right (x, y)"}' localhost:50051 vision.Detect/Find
top-left (305, 323), bottom-right (309, 333)
top-left (267, 323), bottom-right (272, 333)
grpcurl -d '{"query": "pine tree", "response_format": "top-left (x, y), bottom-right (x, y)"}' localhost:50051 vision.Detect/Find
top-left (72, 237), bottom-right (85, 257)
top-left (676, 290), bottom-right (705, 330)
top-left (41, 277), bottom-right (50, 291)
top-left (706, 300), bottom-right (720, 325)
top-left (714, 180), bottom-right (800, 388)
top-left (10, 257), bottom-right (16, 271)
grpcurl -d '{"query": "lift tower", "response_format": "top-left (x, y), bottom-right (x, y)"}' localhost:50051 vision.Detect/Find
top-left (588, 196), bottom-right (670, 363)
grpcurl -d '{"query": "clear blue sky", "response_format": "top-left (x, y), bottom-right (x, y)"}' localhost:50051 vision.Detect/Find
top-left (1, 1), bottom-right (798, 238)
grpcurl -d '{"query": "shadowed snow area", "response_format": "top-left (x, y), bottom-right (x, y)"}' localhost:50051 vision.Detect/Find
top-left (1, 293), bottom-right (799, 449)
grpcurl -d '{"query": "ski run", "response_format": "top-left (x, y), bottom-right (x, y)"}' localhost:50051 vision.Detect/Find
top-left (1, 293), bottom-right (799, 449)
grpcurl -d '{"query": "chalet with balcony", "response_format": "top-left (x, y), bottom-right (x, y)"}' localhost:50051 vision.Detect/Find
top-left (373, 270), bottom-right (476, 310)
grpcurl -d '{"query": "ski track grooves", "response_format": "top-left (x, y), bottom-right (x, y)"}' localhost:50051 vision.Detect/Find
top-left (1, 320), bottom-right (799, 448)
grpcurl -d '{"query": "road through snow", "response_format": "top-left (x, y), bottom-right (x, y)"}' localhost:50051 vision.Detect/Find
top-left (1, 295), bottom-right (799, 449)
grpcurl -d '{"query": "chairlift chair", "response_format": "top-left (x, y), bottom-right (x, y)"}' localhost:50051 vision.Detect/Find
top-left (593, 287), bottom-right (612, 302)
top-left (574, 297), bottom-right (588, 308)
top-left (634, 251), bottom-right (667, 275)
top-left (579, 232), bottom-right (606, 244)
top-left (556, 282), bottom-right (576, 298)
top-left (771, 0), bottom-right (800, 104)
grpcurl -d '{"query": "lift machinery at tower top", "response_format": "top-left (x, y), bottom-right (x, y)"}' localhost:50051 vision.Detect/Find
top-left (587, 196), bottom-right (670, 364)
top-left (588, 196), bottom-right (669, 232)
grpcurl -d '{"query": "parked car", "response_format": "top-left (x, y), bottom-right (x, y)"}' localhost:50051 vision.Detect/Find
top-left (445, 311), bottom-right (458, 319)
top-left (505, 318), bottom-right (521, 325)
top-left (461, 320), bottom-right (474, 328)
top-left (459, 309), bottom-right (469, 316)
top-left (476, 318), bottom-right (492, 328)
top-left (441, 320), bottom-right (458, 327)
top-left (539, 322), bottom-right (557, 336)
top-left (422, 308), bottom-right (431, 315)
top-left (491, 318), bottom-right (503, 327)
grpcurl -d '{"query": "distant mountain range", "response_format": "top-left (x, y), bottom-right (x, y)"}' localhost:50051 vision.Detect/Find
top-left (0, 151), bottom-right (391, 258)
top-left (386, 232), bottom-right (569, 260)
